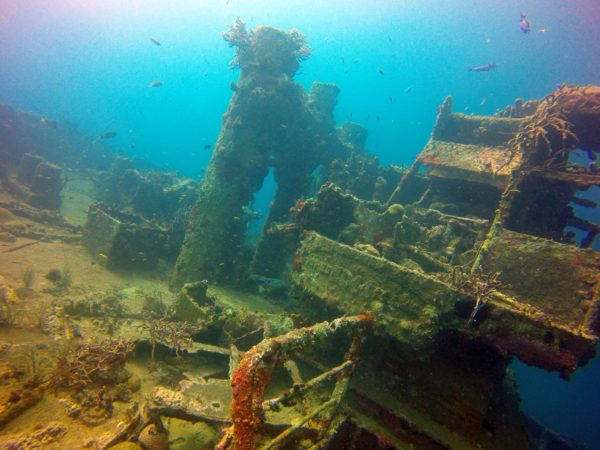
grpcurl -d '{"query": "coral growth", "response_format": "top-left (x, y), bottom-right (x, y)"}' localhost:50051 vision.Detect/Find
top-left (0, 275), bottom-right (19, 325)
top-left (445, 266), bottom-right (504, 325)
top-left (222, 18), bottom-right (310, 74)
top-left (221, 17), bottom-right (251, 49)
top-left (44, 266), bottom-right (72, 295)
top-left (507, 86), bottom-right (581, 172)
top-left (223, 316), bottom-right (369, 450)
top-left (48, 338), bottom-right (134, 390)
top-left (146, 317), bottom-right (197, 361)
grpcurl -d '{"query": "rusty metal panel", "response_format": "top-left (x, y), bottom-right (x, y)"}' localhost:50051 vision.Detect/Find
top-left (420, 140), bottom-right (521, 188)
top-left (292, 231), bottom-right (465, 347)
top-left (477, 227), bottom-right (600, 334)
top-left (83, 204), bottom-right (165, 269)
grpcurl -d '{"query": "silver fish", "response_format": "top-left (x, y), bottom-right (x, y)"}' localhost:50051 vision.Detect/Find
top-left (40, 117), bottom-right (57, 128)
top-left (99, 131), bottom-right (117, 139)
top-left (520, 13), bottom-right (531, 33)
top-left (468, 63), bottom-right (497, 72)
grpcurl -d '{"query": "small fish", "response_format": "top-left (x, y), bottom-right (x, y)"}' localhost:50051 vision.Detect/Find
top-left (340, 56), bottom-right (345, 63)
top-left (404, 86), bottom-right (413, 94)
top-left (467, 296), bottom-right (485, 326)
top-left (40, 117), bottom-right (57, 128)
top-left (2, 242), bottom-right (38, 253)
top-left (149, 36), bottom-right (161, 46)
top-left (98, 252), bottom-right (108, 261)
top-left (468, 63), bottom-right (497, 72)
top-left (519, 13), bottom-right (531, 34)
top-left (99, 131), bottom-right (117, 139)
top-left (572, 197), bottom-right (597, 208)
top-left (387, 35), bottom-right (392, 43)
top-left (203, 144), bottom-right (212, 150)
top-left (352, 58), bottom-right (360, 64)
top-left (538, 28), bottom-right (547, 33)
top-left (149, 80), bottom-right (163, 87)
top-left (480, 97), bottom-right (487, 106)
top-left (377, 67), bottom-right (385, 75)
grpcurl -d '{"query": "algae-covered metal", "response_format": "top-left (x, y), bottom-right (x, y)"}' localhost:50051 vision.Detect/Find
top-left (83, 204), bottom-right (166, 270)
top-left (292, 232), bottom-right (465, 347)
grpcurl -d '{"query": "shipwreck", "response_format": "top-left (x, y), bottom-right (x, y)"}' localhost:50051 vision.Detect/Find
top-left (0, 20), bottom-right (598, 450)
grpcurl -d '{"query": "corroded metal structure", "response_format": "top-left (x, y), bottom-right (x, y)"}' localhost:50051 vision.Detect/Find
top-left (221, 315), bottom-right (369, 450)
top-left (168, 23), bottom-right (599, 449)
top-left (1, 19), bottom-right (597, 448)
top-left (287, 86), bottom-right (599, 447)
top-left (173, 22), bottom-right (345, 286)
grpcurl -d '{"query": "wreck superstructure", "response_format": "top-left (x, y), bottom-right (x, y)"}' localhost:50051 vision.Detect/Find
top-left (172, 22), bottom-right (347, 286)
top-left (166, 22), bottom-right (600, 448)
top-left (280, 86), bottom-right (599, 448)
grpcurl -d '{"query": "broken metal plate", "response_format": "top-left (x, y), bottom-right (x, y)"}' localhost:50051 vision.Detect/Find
top-left (420, 140), bottom-right (521, 188)
top-left (293, 231), bottom-right (599, 375)
top-left (477, 227), bottom-right (600, 333)
top-left (292, 231), bottom-right (465, 348)
top-left (151, 378), bottom-right (232, 423)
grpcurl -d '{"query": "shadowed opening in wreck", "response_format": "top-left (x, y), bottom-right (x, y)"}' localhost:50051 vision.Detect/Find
top-left (562, 148), bottom-right (600, 249)
top-left (309, 164), bottom-right (325, 197)
top-left (512, 357), bottom-right (600, 448)
top-left (564, 187), bottom-right (600, 249)
top-left (505, 143), bottom-right (599, 248)
top-left (415, 176), bottom-right (501, 219)
top-left (245, 167), bottom-right (276, 246)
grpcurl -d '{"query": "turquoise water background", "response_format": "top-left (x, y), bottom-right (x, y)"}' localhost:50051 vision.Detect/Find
top-left (1, 0), bottom-right (599, 447)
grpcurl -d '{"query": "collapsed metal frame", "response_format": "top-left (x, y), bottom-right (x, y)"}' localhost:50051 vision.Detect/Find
top-left (99, 315), bottom-right (370, 449)
top-left (217, 314), bottom-right (371, 450)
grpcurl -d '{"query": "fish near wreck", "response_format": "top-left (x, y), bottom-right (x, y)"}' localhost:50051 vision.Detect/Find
top-left (520, 13), bottom-right (531, 33)
top-left (40, 116), bottom-right (57, 128)
top-left (98, 131), bottom-right (117, 139)
top-left (468, 63), bottom-right (497, 72)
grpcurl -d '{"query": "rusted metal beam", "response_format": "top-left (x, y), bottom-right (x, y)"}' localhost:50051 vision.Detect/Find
top-left (221, 315), bottom-right (370, 450)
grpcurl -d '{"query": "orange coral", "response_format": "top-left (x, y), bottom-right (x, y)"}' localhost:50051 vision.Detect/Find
top-left (292, 254), bottom-right (303, 270)
top-left (420, 154), bottom-right (444, 167)
top-left (230, 347), bottom-right (278, 450)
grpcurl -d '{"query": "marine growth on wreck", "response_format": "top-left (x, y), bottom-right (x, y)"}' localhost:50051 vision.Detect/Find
top-left (1, 7), bottom-right (599, 450)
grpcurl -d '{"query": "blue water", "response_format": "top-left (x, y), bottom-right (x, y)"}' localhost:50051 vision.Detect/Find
top-left (2, 0), bottom-right (599, 176)
top-left (1, 0), bottom-right (599, 447)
